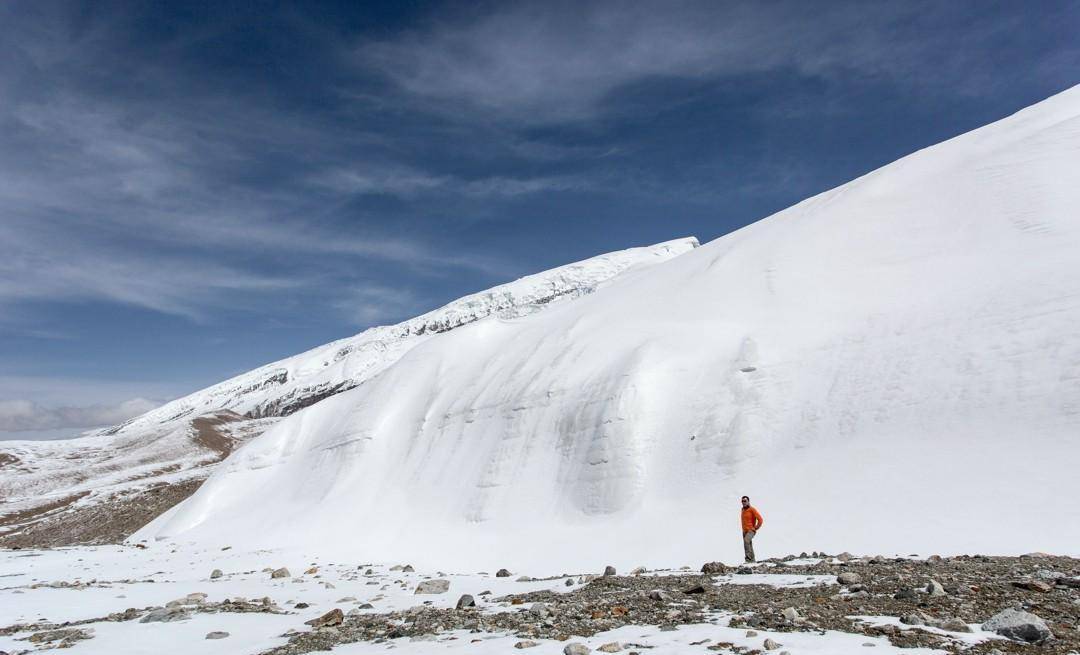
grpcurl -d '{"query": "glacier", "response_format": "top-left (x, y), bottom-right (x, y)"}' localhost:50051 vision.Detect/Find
top-left (138, 86), bottom-right (1080, 571)
top-left (0, 238), bottom-right (695, 541)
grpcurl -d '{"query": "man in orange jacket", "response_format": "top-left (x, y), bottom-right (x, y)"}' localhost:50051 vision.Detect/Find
top-left (741, 495), bottom-right (764, 563)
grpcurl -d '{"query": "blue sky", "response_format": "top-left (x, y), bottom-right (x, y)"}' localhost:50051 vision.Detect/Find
top-left (2, 0), bottom-right (1078, 438)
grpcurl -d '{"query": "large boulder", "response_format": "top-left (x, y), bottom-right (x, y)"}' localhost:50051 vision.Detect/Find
top-left (981, 608), bottom-right (1053, 643)
top-left (415, 579), bottom-right (450, 594)
top-left (701, 562), bottom-right (728, 575)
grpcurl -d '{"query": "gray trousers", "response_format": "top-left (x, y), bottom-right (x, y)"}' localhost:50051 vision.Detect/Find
top-left (743, 530), bottom-right (756, 563)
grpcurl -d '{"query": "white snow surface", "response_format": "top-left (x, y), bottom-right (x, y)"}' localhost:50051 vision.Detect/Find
top-left (0, 239), bottom-right (694, 519)
top-left (140, 87), bottom-right (1080, 571)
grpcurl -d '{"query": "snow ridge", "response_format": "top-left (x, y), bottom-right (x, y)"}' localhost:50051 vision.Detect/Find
top-left (141, 86), bottom-right (1080, 570)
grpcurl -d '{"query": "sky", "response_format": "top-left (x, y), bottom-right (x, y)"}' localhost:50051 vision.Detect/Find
top-left (1, 0), bottom-right (1078, 440)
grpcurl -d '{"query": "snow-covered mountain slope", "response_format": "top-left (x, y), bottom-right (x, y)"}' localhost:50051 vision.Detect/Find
top-left (0, 238), bottom-right (696, 545)
top-left (140, 86), bottom-right (1080, 571)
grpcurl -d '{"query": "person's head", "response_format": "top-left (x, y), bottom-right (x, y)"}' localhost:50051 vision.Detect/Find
top-left (741, 495), bottom-right (750, 508)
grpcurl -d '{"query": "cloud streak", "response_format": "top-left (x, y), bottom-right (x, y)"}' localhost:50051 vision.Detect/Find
top-left (0, 397), bottom-right (162, 434)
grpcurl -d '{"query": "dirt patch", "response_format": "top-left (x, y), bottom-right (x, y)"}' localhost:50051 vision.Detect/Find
top-left (190, 410), bottom-right (245, 459)
top-left (0, 479), bottom-right (205, 548)
top-left (0, 492), bottom-right (90, 529)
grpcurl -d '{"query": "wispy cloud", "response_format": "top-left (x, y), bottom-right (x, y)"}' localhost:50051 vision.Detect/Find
top-left (0, 397), bottom-right (162, 434)
top-left (357, 1), bottom-right (1077, 124)
top-left (356, 1), bottom-right (912, 122)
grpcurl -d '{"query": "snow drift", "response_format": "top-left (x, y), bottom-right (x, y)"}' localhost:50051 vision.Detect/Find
top-left (138, 86), bottom-right (1080, 571)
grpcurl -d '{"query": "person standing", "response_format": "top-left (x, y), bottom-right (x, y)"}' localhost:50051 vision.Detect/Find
top-left (740, 495), bottom-right (763, 563)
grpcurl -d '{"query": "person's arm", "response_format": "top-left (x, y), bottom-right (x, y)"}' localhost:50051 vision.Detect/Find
top-left (753, 508), bottom-right (763, 531)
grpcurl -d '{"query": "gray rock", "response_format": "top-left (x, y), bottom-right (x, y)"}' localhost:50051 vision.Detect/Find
top-left (564, 644), bottom-right (591, 655)
top-left (271, 567), bottom-right (290, 579)
top-left (210, 569), bottom-right (223, 579)
top-left (565, 578), bottom-right (575, 586)
top-left (745, 630), bottom-right (758, 637)
top-left (529, 602), bottom-right (550, 618)
top-left (938, 618), bottom-right (972, 633)
top-left (701, 561), bottom-right (728, 575)
top-left (630, 566), bottom-right (646, 575)
top-left (837, 572), bottom-right (862, 585)
top-left (515, 641), bottom-right (539, 649)
top-left (456, 594), bottom-right (476, 609)
top-left (205, 631), bottom-right (229, 640)
top-left (648, 589), bottom-right (672, 602)
top-left (496, 568), bottom-right (511, 577)
top-left (926, 579), bottom-right (946, 596)
top-left (140, 607), bottom-right (190, 623)
top-left (981, 608), bottom-right (1053, 643)
top-left (401, 565), bottom-right (414, 572)
top-left (894, 587), bottom-right (917, 600)
top-left (782, 607), bottom-right (800, 623)
top-left (597, 643), bottom-right (622, 653)
top-left (516, 575), bottom-right (534, 582)
top-left (414, 579), bottom-right (450, 594)
top-left (304, 608), bottom-right (344, 628)
top-left (764, 637), bottom-right (782, 650)
top-left (603, 565), bottom-right (617, 576)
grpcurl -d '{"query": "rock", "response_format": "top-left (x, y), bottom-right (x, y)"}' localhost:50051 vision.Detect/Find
top-left (304, 608), bottom-right (344, 628)
top-left (894, 587), bottom-right (917, 600)
top-left (210, 569), bottom-right (223, 579)
top-left (938, 618), bottom-right (972, 633)
top-left (649, 589), bottom-right (672, 602)
top-left (981, 608), bottom-right (1053, 643)
top-left (271, 567), bottom-right (290, 579)
top-left (681, 584), bottom-right (706, 594)
top-left (763, 638), bottom-right (782, 650)
top-left (564, 644), bottom-right (591, 655)
top-left (496, 568), bottom-right (511, 577)
top-left (529, 602), bottom-right (550, 618)
top-left (900, 612), bottom-right (929, 626)
top-left (295, 602), bottom-right (310, 609)
top-left (304, 566), bottom-right (318, 575)
top-left (516, 575), bottom-right (534, 582)
top-left (926, 579), bottom-right (946, 596)
top-left (782, 607), bottom-right (800, 623)
top-left (140, 607), bottom-right (189, 623)
top-left (604, 565), bottom-right (617, 576)
top-left (205, 631), bottom-right (229, 640)
top-left (837, 572), bottom-right (862, 585)
top-left (414, 579), bottom-right (450, 594)
top-left (515, 641), bottom-right (540, 649)
top-left (701, 561), bottom-right (729, 575)
top-left (27, 628), bottom-right (94, 644)
top-left (837, 552), bottom-right (854, 561)
top-left (402, 565), bottom-right (415, 572)
top-left (630, 566), bottom-right (646, 575)
top-left (735, 566), bottom-right (753, 575)
top-left (185, 592), bottom-right (208, 604)
top-left (1012, 580), bottom-right (1053, 593)
top-left (565, 578), bottom-right (575, 586)
top-left (598, 643), bottom-right (622, 653)
top-left (456, 594), bottom-right (476, 609)
top-left (745, 630), bottom-right (758, 637)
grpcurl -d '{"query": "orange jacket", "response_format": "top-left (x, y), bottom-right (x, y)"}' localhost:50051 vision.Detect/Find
top-left (741, 506), bottom-right (763, 533)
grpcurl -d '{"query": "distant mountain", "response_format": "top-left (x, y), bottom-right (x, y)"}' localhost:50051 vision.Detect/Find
top-left (0, 237), bottom-right (697, 547)
top-left (141, 86), bottom-right (1080, 569)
